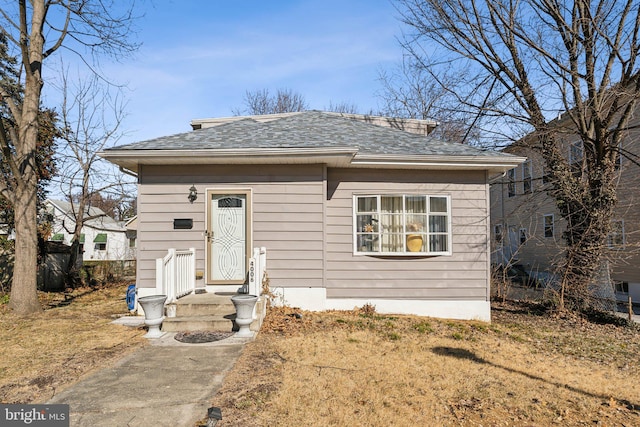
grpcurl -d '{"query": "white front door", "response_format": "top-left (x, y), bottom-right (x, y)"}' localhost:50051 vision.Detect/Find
top-left (207, 191), bottom-right (251, 284)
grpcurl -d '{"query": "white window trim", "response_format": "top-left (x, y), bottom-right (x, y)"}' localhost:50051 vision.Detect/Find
top-left (353, 194), bottom-right (452, 256)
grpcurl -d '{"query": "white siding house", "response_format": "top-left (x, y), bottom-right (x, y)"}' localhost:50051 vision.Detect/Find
top-left (45, 199), bottom-right (130, 262)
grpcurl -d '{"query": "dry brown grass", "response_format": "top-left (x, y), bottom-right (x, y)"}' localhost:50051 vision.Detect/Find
top-left (3, 284), bottom-right (639, 426)
top-left (0, 283), bottom-right (147, 404)
top-left (213, 303), bottom-right (640, 426)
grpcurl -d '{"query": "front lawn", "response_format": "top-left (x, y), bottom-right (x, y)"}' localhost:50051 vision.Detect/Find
top-left (0, 283), bottom-right (146, 403)
top-left (212, 302), bottom-right (640, 426)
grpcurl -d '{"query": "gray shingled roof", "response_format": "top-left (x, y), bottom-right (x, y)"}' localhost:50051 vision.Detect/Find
top-left (107, 110), bottom-right (509, 158)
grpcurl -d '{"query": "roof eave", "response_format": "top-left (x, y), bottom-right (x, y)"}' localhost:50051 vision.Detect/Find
top-left (99, 149), bottom-right (526, 173)
top-left (351, 154), bottom-right (527, 172)
top-left (98, 148), bottom-right (359, 173)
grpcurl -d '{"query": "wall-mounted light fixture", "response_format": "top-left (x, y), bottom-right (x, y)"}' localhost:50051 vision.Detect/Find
top-left (188, 185), bottom-right (198, 203)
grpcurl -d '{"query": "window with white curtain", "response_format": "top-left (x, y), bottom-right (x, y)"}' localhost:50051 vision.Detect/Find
top-left (354, 194), bottom-right (451, 255)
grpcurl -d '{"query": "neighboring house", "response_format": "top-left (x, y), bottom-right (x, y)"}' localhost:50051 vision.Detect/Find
top-left (490, 113), bottom-right (640, 303)
top-left (0, 224), bottom-right (13, 240)
top-left (45, 199), bottom-right (130, 262)
top-left (124, 215), bottom-right (137, 260)
top-left (100, 111), bottom-right (524, 321)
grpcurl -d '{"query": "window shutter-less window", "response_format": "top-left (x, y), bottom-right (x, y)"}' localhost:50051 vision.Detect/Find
top-left (354, 194), bottom-right (451, 255)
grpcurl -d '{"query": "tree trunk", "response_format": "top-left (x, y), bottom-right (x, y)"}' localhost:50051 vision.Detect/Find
top-left (65, 237), bottom-right (82, 287)
top-left (8, 181), bottom-right (41, 313)
top-left (560, 166), bottom-right (617, 310)
top-left (7, 0), bottom-right (46, 314)
top-left (541, 132), bottom-right (618, 311)
top-left (65, 175), bottom-right (90, 288)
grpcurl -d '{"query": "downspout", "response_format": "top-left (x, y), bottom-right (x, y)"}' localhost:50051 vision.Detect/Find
top-left (499, 172), bottom-right (505, 266)
top-left (119, 166), bottom-right (138, 178)
top-left (490, 171), bottom-right (507, 266)
top-left (488, 170), bottom-right (507, 183)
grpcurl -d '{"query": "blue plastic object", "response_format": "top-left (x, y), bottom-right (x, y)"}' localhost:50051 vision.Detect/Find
top-left (126, 284), bottom-right (136, 311)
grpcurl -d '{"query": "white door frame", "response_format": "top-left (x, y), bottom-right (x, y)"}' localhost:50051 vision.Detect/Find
top-left (205, 188), bottom-right (253, 285)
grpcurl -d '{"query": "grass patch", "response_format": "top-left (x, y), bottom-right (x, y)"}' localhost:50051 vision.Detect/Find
top-left (413, 320), bottom-right (433, 334)
top-left (451, 331), bottom-right (465, 340)
top-left (385, 332), bottom-right (401, 341)
top-left (0, 282), bottom-right (146, 403)
top-left (212, 302), bottom-right (640, 426)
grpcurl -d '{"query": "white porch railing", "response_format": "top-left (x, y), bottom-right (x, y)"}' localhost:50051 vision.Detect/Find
top-left (246, 246), bottom-right (267, 296)
top-left (156, 248), bottom-right (196, 303)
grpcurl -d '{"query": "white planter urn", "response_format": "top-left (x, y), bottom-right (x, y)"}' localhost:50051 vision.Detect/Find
top-left (231, 294), bottom-right (258, 337)
top-left (138, 295), bottom-right (167, 338)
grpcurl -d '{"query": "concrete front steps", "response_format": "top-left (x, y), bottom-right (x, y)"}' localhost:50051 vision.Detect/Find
top-left (161, 292), bottom-right (266, 333)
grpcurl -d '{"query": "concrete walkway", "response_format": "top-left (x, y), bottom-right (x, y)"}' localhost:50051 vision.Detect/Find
top-left (48, 320), bottom-right (251, 427)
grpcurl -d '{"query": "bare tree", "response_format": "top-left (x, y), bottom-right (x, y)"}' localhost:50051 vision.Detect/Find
top-left (377, 57), bottom-right (483, 144)
top-left (74, 192), bottom-right (135, 222)
top-left (233, 88), bottom-right (308, 115)
top-left (395, 0), bottom-right (640, 310)
top-left (233, 88), bottom-right (364, 116)
top-left (0, 34), bottom-right (58, 247)
top-left (0, 0), bottom-right (138, 314)
top-left (54, 70), bottom-right (133, 285)
top-left (324, 101), bottom-right (360, 114)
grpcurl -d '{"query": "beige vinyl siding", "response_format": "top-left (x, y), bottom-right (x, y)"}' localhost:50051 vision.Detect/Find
top-left (136, 164), bottom-right (324, 289)
top-left (491, 118), bottom-right (640, 283)
top-left (611, 118), bottom-right (640, 283)
top-left (490, 156), bottom-right (565, 274)
top-left (325, 168), bottom-right (489, 300)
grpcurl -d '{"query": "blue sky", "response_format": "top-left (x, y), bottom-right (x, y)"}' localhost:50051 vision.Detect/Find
top-left (54, 0), bottom-right (408, 146)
